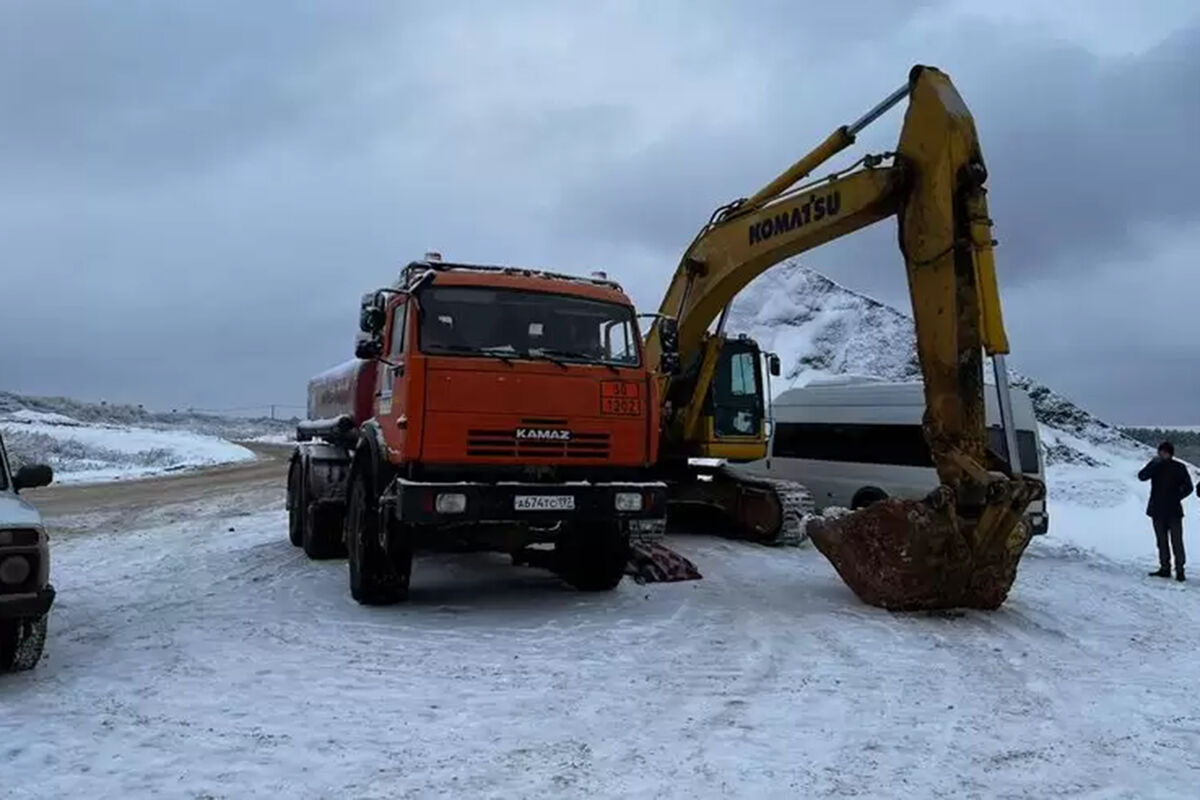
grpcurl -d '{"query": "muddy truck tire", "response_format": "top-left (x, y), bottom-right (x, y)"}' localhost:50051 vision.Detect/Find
top-left (287, 461), bottom-right (305, 547)
top-left (346, 467), bottom-right (411, 606)
top-left (556, 521), bottom-right (629, 591)
top-left (304, 502), bottom-right (347, 561)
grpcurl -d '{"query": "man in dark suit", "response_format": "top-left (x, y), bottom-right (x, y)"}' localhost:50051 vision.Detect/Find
top-left (1138, 441), bottom-right (1193, 582)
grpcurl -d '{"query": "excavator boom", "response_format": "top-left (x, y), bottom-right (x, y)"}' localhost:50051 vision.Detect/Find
top-left (649, 65), bottom-right (1044, 609)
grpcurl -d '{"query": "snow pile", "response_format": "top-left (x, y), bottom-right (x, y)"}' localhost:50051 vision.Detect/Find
top-left (247, 432), bottom-right (298, 445)
top-left (729, 261), bottom-right (1189, 564)
top-left (727, 265), bottom-right (920, 386)
top-left (1, 408), bottom-right (255, 484)
top-left (0, 390), bottom-right (294, 441)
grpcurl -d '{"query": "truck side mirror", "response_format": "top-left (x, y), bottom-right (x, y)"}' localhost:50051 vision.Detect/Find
top-left (355, 335), bottom-right (383, 360)
top-left (658, 317), bottom-right (679, 353)
top-left (359, 291), bottom-right (388, 334)
top-left (656, 316), bottom-right (681, 375)
top-left (13, 463), bottom-right (53, 491)
top-left (359, 306), bottom-right (385, 334)
top-left (768, 353), bottom-right (781, 377)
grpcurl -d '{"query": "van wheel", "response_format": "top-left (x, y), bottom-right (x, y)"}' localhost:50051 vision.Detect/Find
top-left (556, 521), bottom-right (629, 591)
top-left (851, 488), bottom-right (888, 510)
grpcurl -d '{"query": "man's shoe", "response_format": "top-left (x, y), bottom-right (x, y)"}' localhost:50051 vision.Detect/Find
top-left (1150, 568), bottom-right (1171, 578)
top-left (1177, 568), bottom-right (1186, 583)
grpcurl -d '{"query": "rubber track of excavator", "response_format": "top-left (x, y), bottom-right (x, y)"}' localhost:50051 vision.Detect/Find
top-left (714, 467), bottom-right (816, 546)
top-left (755, 477), bottom-right (814, 546)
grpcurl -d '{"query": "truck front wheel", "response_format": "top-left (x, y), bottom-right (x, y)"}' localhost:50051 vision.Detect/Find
top-left (556, 521), bottom-right (629, 592)
top-left (346, 468), bottom-right (411, 605)
top-left (0, 615), bottom-right (48, 673)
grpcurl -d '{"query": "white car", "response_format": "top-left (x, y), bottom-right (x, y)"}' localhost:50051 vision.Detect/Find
top-left (744, 378), bottom-right (1049, 535)
top-left (0, 431), bottom-right (55, 672)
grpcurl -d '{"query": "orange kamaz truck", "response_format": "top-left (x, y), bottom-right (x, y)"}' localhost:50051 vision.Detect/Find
top-left (288, 255), bottom-right (672, 604)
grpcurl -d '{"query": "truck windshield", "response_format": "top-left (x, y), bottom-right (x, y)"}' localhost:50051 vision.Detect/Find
top-left (418, 286), bottom-right (640, 367)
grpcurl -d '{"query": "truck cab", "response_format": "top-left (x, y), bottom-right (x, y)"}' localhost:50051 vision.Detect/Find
top-left (290, 258), bottom-right (672, 605)
top-left (362, 263), bottom-right (661, 478)
top-left (0, 431), bottom-right (55, 672)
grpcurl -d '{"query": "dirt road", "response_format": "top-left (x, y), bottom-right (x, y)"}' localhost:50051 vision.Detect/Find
top-left (27, 443), bottom-right (291, 534)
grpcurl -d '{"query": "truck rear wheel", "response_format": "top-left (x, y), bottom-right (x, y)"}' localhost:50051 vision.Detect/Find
top-left (287, 460), bottom-right (304, 547)
top-left (304, 502), bottom-right (347, 560)
top-left (0, 615), bottom-right (47, 673)
top-left (346, 468), bottom-right (410, 605)
top-left (556, 521), bottom-right (629, 592)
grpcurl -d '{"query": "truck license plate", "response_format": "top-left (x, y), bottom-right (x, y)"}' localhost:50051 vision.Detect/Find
top-left (514, 495), bottom-right (575, 511)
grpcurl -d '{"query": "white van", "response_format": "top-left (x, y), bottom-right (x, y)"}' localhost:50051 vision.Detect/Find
top-left (743, 379), bottom-right (1049, 535)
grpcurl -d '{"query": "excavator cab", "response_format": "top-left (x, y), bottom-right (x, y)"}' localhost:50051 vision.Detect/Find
top-left (693, 336), bottom-right (779, 463)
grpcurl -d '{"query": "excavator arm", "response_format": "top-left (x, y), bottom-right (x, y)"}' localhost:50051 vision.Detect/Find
top-left (648, 65), bottom-right (1045, 610)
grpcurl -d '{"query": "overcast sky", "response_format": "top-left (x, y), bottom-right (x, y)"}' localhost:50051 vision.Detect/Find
top-left (2, 0), bottom-right (1197, 423)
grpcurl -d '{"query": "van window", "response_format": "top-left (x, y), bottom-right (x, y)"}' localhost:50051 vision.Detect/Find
top-left (773, 421), bottom-right (1041, 475)
top-left (986, 427), bottom-right (1040, 475)
top-left (730, 352), bottom-right (757, 396)
top-left (773, 422), bottom-right (934, 467)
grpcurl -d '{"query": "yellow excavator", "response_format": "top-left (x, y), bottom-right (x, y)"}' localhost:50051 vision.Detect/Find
top-left (646, 65), bottom-right (1045, 610)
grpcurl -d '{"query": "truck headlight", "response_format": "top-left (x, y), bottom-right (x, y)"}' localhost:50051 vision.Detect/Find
top-left (435, 493), bottom-right (467, 514)
top-left (615, 492), bottom-right (643, 512)
top-left (0, 556), bottom-right (31, 586)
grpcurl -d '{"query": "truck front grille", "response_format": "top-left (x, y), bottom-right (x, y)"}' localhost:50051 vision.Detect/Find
top-left (466, 429), bottom-right (611, 459)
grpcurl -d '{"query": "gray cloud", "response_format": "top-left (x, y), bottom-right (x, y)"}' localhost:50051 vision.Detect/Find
top-left (0, 1), bottom-right (1196, 423)
top-left (553, 19), bottom-right (1200, 289)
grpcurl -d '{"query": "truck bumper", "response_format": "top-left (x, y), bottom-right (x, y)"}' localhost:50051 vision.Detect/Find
top-left (0, 585), bottom-right (55, 620)
top-left (388, 479), bottom-right (667, 526)
top-left (1028, 512), bottom-right (1049, 537)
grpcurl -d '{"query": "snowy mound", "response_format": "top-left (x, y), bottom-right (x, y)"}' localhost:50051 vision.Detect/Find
top-left (727, 265), bottom-right (920, 386)
top-left (1, 408), bottom-right (256, 485)
top-left (729, 261), bottom-right (1185, 563)
top-left (0, 391), bottom-right (294, 441)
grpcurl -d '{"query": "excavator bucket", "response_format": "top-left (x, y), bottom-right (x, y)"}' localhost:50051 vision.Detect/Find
top-left (806, 479), bottom-right (1042, 611)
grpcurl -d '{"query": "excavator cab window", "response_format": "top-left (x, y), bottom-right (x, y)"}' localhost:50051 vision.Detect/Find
top-left (710, 341), bottom-right (764, 438)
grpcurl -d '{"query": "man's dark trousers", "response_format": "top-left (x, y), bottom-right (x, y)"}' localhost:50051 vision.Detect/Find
top-left (1153, 516), bottom-right (1186, 571)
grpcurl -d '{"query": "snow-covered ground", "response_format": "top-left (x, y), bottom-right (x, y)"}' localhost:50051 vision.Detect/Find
top-left (0, 408), bottom-right (255, 484)
top-left (4, 496), bottom-right (1199, 799)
